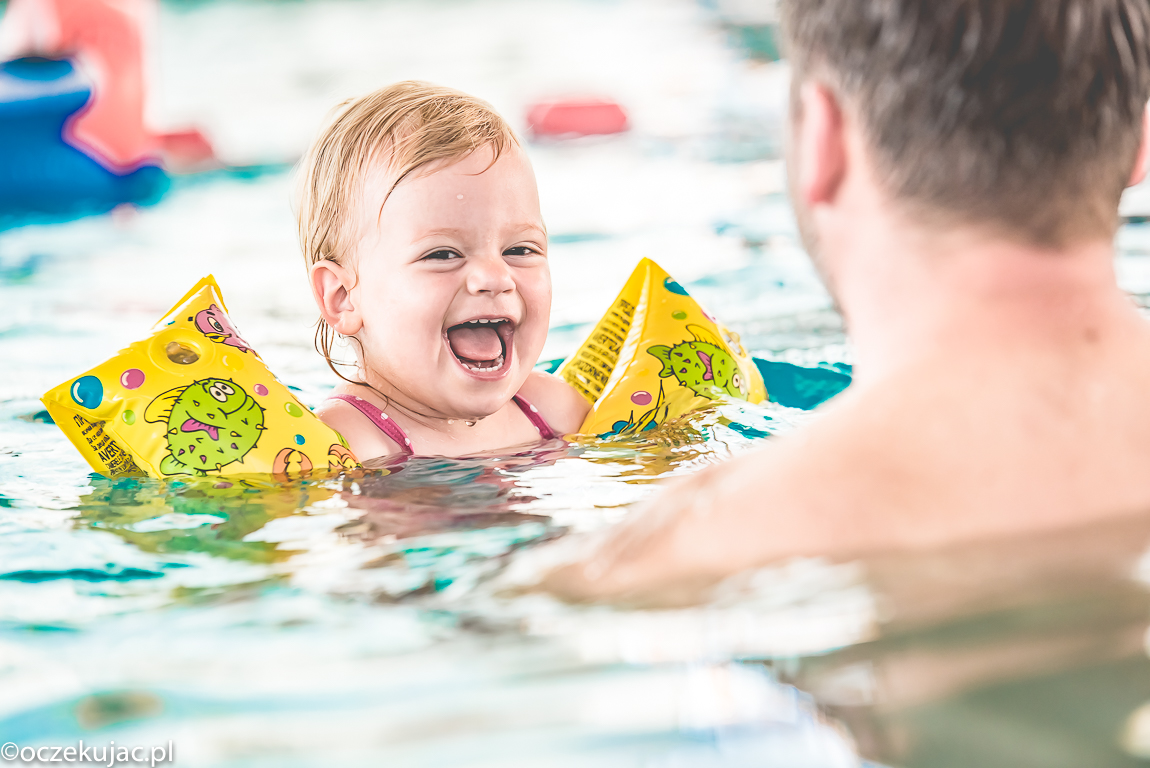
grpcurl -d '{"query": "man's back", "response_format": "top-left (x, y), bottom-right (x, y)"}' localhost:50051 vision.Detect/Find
top-left (546, 0), bottom-right (1150, 594)
top-left (549, 270), bottom-right (1150, 602)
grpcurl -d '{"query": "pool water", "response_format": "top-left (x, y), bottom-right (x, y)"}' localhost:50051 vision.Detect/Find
top-left (6, 1), bottom-right (1150, 766)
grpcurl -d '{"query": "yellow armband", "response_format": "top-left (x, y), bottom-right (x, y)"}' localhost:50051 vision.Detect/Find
top-left (558, 258), bottom-right (766, 435)
top-left (42, 276), bottom-right (358, 479)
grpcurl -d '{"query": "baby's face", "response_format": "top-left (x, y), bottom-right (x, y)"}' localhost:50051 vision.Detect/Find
top-left (350, 144), bottom-right (550, 419)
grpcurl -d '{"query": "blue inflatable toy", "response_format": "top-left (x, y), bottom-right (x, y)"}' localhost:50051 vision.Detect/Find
top-left (0, 57), bottom-right (168, 223)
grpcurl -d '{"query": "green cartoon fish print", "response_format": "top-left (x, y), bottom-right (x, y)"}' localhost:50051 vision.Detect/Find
top-left (144, 378), bottom-right (266, 475)
top-left (647, 325), bottom-right (749, 400)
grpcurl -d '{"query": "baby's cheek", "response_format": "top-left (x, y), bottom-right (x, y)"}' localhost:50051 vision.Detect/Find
top-left (521, 311), bottom-right (551, 359)
top-left (521, 270), bottom-right (553, 316)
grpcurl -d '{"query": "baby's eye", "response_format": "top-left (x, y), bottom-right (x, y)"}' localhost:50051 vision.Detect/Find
top-left (504, 246), bottom-right (541, 257)
top-left (422, 250), bottom-right (461, 261)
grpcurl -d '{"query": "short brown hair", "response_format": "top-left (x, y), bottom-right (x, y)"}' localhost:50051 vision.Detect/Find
top-left (781, 0), bottom-right (1150, 246)
top-left (295, 80), bottom-right (519, 379)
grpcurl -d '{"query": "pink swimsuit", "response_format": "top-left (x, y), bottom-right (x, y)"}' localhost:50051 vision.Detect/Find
top-left (327, 393), bottom-right (558, 455)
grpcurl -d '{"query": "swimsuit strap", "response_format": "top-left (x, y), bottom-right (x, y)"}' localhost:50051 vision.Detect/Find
top-left (326, 394), bottom-right (413, 454)
top-left (513, 394), bottom-right (559, 440)
top-left (327, 392), bottom-right (558, 455)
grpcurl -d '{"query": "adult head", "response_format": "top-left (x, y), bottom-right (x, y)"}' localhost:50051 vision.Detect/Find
top-left (781, 0), bottom-right (1150, 298)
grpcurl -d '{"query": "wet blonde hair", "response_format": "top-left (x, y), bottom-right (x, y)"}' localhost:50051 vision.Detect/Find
top-left (296, 80), bottom-right (520, 381)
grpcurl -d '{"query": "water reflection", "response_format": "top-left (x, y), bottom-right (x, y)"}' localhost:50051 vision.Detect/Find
top-left (77, 475), bottom-right (330, 565)
top-left (22, 409), bottom-right (1150, 765)
top-left (52, 409), bottom-right (1150, 767)
top-left (780, 513), bottom-right (1150, 768)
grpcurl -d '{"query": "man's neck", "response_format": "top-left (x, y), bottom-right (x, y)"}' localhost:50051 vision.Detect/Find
top-left (830, 215), bottom-right (1141, 388)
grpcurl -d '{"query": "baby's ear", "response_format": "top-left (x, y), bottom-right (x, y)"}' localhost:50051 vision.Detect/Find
top-left (310, 259), bottom-right (362, 335)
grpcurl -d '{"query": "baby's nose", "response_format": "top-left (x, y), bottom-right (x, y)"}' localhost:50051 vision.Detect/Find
top-left (466, 255), bottom-right (515, 295)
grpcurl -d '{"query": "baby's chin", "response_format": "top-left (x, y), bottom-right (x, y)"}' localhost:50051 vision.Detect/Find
top-left (439, 368), bottom-right (532, 419)
top-left (437, 396), bottom-right (510, 422)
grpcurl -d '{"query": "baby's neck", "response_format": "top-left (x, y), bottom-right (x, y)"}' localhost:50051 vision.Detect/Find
top-left (349, 371), bottom-right (481, 425)
top-left (340, 377), bottom-right (532, 457)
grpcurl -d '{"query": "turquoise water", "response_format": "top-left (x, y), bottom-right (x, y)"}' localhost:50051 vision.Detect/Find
top-left (7, 1), bottom-right (1150, 766)
top-left (0, 233), bottom-right (846, 766)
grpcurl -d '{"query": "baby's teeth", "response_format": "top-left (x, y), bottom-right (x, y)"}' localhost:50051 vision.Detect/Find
top-left (478, 319), bottom-right (489, 324)
top-left (461, 354), bottom-right (504, 373)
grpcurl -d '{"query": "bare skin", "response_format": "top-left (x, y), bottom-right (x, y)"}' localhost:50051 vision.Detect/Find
top-left (311, 145), bottom-right (588, 461)
top-left (544, 82), bottom-right (1150, 605)
top-left (317, 368), bottom-right (586, 461)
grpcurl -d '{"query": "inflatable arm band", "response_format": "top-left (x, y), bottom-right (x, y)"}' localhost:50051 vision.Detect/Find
top-left (42, 276), bottom-right (358, 479)
top-left (558, 258), bottom-right (766, 436)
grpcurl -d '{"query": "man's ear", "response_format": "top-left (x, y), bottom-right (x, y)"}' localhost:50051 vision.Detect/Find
top-left (310, 259), bottom-right (362, 336)
top-left (1129, 105), bottom-right (1150, 188)
top-left (795, 81), bottom-right (848, 206)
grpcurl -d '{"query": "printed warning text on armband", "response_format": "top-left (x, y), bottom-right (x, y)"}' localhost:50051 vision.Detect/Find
top-left (607, 298), bottom-right (633, 328)
top-left (605, 314), bottom-right (630, 335)
top-left (568, 359), bottom-right (611, 394)
top-left (584, 342), bottom-right (615, 361)
top-left (560, 298), bottom-right (637, 402)
top-left (72, 414), bottom-right (144, 477)
top-left (573, 353), bottom-right (613, 376)
top-left (590, 332), bottom-right (623, 356)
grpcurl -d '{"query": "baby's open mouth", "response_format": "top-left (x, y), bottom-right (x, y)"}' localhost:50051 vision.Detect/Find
top-left (445, 317), bottom-right (514, 374)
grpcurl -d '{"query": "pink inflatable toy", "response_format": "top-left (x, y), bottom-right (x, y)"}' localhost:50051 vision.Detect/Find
top-left (0, 0), bottom-right (214, 172)
top-left (526, 98), bottom-right (630, 139)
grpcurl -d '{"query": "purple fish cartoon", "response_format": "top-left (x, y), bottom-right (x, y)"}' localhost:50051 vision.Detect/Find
top-left (192, 304), bottom-right (253, 354)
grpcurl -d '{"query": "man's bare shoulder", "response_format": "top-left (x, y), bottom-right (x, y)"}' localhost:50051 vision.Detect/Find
top-left (540, 395), bottom-right (902, 603)
top-left (544, 355), bottom-right (1150, 604)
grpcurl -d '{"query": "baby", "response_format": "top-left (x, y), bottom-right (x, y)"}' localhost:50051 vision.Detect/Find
top-left (297, 81), bottom-right (590, 461)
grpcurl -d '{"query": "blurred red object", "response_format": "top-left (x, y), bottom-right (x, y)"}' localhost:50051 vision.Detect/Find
top-left (0, 0), bottom-right (215, 172)
top-left (526, 98), bottom-right (629, 138)
top-left (158, 129), bottom-right (217, 171)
